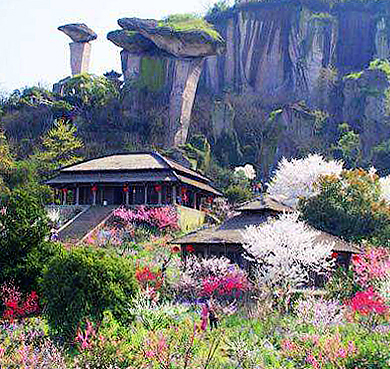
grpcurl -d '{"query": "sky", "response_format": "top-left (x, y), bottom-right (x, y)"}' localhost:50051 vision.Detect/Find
top-left (0, 0), bottom-right (222, 94)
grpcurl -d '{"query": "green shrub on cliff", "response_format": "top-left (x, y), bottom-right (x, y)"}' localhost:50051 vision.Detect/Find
top-left (369, 58), bottom-right (390, 78)
top-left (158, 14), bottom-right (222, 40)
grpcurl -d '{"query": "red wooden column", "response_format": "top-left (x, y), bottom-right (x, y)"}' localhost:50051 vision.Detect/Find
top-left (91, 184), bottom-right (98, 206)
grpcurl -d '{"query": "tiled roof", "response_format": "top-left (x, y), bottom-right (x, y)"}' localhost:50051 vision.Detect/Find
top-left (47, 171), bottom-right (177, 184)
top-left (47, 152), bottom-right (222, 196)
top-left (236, 195), bottom-right (294, 212)
top-left (172, 212), bottom-right (362, 254)
top-left (176, 174), bottom-right (222, 196)
top-left (61, 153), bottom-right (167, 172)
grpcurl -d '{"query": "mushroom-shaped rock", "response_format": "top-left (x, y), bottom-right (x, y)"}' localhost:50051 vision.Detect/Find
top-left (109, 16), bottom-right (226, 147)
top-left (107, 30), bottom-right (157, 54)
top-left (118, 17), bottom-right (225, 58)
top-left (58, 23), bottom-right (97, 43)
top-left (58, 23), bottom-right (97, 75)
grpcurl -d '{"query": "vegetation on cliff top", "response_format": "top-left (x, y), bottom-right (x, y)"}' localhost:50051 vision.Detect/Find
top-left (158, 14), bottom-right (223, 41)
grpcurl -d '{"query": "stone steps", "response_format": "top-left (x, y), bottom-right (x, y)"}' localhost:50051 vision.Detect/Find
top-left (58, 205), bottom-right (117, 242)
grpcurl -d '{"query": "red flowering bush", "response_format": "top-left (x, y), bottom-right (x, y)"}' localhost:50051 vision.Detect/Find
top-left (135, 265), bottom-right (163, 291)
top-left (176, 256), bottom-right (249, 301)
top-left (1, 282), bottom-right (39, 321)
top-left (201, 274), bottom-right (248, 298)
top-left (348, 287), bottom-right (388, 316)
top-left (352, 247), bottom-right (390, 288)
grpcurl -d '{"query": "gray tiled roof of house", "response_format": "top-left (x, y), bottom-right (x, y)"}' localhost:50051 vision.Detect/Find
top-left (46, 171), bottom-right (177, 184)
top-left (47, 152), bottom-right (222, 196)
top-left (236, 195), bottom-right (294, 213)
top-left (173, 200), bottom-right (362, 254)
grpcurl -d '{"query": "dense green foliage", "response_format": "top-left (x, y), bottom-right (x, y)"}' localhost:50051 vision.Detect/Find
top-left (0, 189), bottom-right (52, 291)
top-left (31, 119), bottom-right (84, 178)
top-left (0, 128), bottom-right (13, 197)
top-left (158, 14), bottom-right (222, 40)
top-left (371, 139), bottom-right (390, 176)
top-left (300, 169), bottom-right (390, 244)
top-left (0, 117), bottom-right (83, 202)
top-left (332, 123), bottom-right (362, 169)
top-left (224, 183), bottom-right (253, 204)
top-left (42, 246), bottom-right (138, 340)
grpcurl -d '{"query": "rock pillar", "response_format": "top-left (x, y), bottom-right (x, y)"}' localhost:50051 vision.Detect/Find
top-left (58, 23), bottom-right (97, 76)
top-left (169, 58), bottom-right (205, 147)
top-left (108, 18), bottom-right (225, 148)
top-left (69, 42), bottom-right (92, 75)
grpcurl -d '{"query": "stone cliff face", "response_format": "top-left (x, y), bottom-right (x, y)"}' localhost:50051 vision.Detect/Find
top-left (105, 1), bottom-right (390, 175)
top-left (193, 0), bottom-right (390, 175)
top-left (202, 0), bottom-right (390, 105)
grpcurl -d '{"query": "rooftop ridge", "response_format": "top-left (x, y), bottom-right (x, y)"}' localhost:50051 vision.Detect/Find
top-left (59, 151), bottom-right (214, 183)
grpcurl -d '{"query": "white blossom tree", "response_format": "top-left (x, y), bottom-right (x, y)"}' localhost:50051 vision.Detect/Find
top-left (267, 154), bottom-right (344, 208)
top-left (379, 175), bottom-right (390, 204)
top-left (241, 212), bottom-right (335, 290)
top-left (234, 164), bottom-right (256, 180)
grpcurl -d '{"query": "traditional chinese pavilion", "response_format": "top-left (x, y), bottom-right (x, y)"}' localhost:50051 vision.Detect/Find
top-left (172, 195), bottom-right (361, 269)
top-left (47, 152), bottom-right (222, 208)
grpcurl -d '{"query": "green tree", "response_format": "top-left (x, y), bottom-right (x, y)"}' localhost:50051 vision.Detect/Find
top-left (371, 139), bottom-right (390, 176)
top-left (61, 73), bottom-right (119, 113)
top-left (225, 184), bottom-right (253, 204)
top-left (299, 169), bottom-right (390, 245)
top-left (42, 247), bottom-right (138, 340)
top-left (0, 128), bottom-right (14, 197)
top-left (0, 189), bottom-right (51, 290)
top-left (32, 119), bottom-right (84, 178)
top-left (5, 160), bottom-right (54, 204)
top-left (207, 0), bottom-right (231, 17)
top-left (332, 123), bottom-right (362, 168)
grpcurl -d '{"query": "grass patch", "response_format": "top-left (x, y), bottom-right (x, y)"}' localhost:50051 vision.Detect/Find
top-left (158, 14), bottom-right (222, 41)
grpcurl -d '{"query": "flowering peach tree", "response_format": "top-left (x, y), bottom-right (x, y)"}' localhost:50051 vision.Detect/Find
top-left (242, 212), bottom-right (335, 290)
top-left (175, 256), bottom-right (249, 302)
